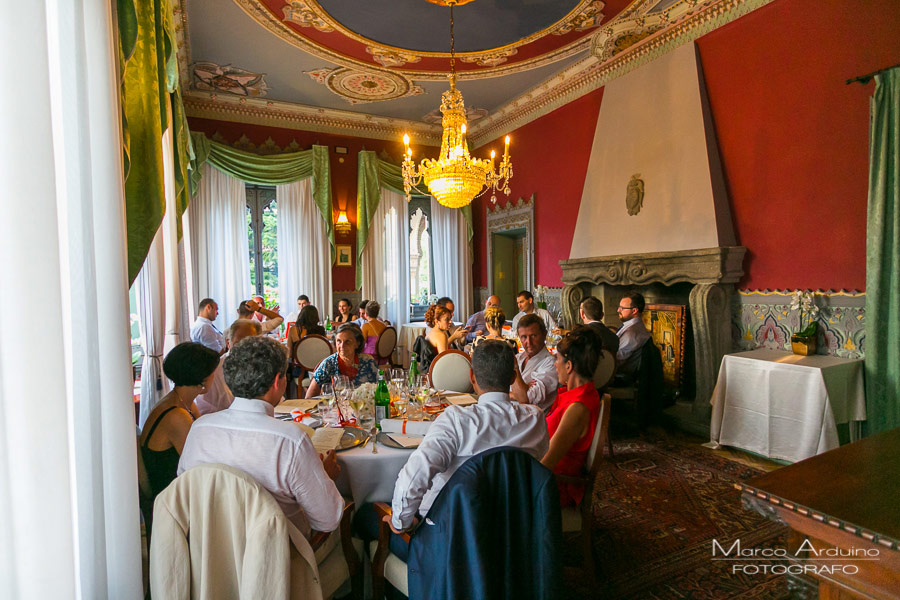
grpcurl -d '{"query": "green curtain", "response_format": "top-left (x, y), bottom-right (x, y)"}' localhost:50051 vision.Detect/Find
top-left (865, 67), bottom-right (900, 434)
top-left (355, 151), bottom-right (474, 288)
top-left (120, 0), bottom-right (170, 284)
top-left (190, 133), bottom-right (335, 262)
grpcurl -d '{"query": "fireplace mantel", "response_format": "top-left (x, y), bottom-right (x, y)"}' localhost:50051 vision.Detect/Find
top-left (558, 246), bottom-right (747, 436)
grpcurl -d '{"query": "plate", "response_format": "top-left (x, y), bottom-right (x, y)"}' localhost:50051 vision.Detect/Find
top-left (335, 426), bottom-right (370, 452)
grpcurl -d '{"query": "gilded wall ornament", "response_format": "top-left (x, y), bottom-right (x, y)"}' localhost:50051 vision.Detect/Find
top-left (626, 174), bottom-right (644, 216)
top-left (553, 0), bottom-right (606, 35)
top-left (282, 0), bottom-right (334, 32)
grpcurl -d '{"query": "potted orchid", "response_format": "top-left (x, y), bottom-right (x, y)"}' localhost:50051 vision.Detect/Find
top-left (789, 291), bottom-right (820, 355)
top-left (535, 285), bottom-right (549, 310)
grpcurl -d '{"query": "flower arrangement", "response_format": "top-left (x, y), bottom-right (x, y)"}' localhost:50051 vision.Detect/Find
top-left (351, 382), bottom-right (376, 404)
top-left (535, 285), bottom-right (549, 309)
top-left (789, 291), bottom-right (819, 355)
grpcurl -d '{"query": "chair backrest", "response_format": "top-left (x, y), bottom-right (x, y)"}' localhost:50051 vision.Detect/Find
top-left (376, 326), bottom-right (397, 361)
top-left (585, 393), bottom-right (611, 477)
top-left (294, 334), bottom-right (333, 371)
top-left (428, 349), bottom-right (473, 393)
top-left (592, 349), bottom-right (616, 391)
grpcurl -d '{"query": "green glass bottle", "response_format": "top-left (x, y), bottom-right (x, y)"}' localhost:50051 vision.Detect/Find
top-left (374, 369), bottom-right (390, 429)
top-left (408, 353), bottom-right (419, 387)
top-left (325, 316), bottom-right (332, 332)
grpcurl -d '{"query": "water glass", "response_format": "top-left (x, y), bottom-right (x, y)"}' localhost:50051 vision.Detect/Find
top-left (357, 407), bottom-right (375, 431)
top-left (333, 375), bottom-right (350, 394)
top-left (406, 391), bottom-right (423, 421)
top-left (320, 382), bottom-right (333, 398)
top-left (317, 397), bottom-right (340, 427)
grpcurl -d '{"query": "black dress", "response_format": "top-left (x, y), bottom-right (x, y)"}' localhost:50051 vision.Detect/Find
top-left (141, 406), bottom-right (193, 499)
top-left (412, 334), bottom-right (438, 372)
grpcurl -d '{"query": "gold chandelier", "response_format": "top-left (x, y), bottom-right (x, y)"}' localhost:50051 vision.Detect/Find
top-left (402, 1), bottom-right (512, 209)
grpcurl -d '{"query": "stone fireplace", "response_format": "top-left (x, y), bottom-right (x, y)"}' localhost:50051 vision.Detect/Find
top-left (560, 246), bottom-right (746, 435)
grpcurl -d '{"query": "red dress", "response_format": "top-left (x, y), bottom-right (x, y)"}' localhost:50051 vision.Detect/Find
top-left (545, 382), bottom-right (601, 506)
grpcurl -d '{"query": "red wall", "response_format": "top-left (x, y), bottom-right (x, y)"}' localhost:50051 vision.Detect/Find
top-left (472, 88), bottom-right (604, 287)
top-left (188, 118), bottom-right (434, 290)
top-left (472, 0), bottom-right (900, 292)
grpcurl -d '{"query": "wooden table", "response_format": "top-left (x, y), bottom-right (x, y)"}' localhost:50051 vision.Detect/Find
top-left (738, 428), bottom-right (900, 599)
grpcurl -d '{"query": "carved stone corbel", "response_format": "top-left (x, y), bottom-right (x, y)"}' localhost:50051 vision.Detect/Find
top-left (560, 284), bottom-right (586, 329)
top-left (689, 283), bottom-right (732, 420)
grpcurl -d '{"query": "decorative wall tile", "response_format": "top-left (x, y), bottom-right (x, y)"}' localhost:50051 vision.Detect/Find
top-left (731, 290), bottom-right (865, 359)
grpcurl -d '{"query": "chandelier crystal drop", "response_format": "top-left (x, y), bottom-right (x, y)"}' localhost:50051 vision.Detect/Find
top-left (402, 1), bottom-right (512, 209)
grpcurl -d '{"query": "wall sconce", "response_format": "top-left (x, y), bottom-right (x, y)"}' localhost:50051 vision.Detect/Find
top-left (335, 210), bottom-right (351, 235)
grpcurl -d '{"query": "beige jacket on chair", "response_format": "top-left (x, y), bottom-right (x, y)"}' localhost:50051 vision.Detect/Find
top-left (150, 463), bottom-right (323, 600)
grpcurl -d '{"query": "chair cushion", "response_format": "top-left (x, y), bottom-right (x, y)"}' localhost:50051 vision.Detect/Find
top-left (561, 506), bottom-right (582, 532)
top-left (429, 351), bottom-right (473, 393)
top-left (369, 540), bottom-right (410, 597)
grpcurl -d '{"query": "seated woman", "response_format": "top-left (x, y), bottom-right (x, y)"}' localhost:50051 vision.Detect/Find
top-left (473, 306), bottom-right (517, 351)
top-left (417, 304), bottom-right (467, 371)
top-left (361, 300), bottom-right (387, 357)
top-left (139, 342), bottom-right (220, 500)
top-left (305, 323), bottom-right (378, 397)
top-left (540, 326), bottom-right (603, 507)
top-left (332, 297), bottom-right (353, 327)
top-left (287, 305), bottom-right (326, 360)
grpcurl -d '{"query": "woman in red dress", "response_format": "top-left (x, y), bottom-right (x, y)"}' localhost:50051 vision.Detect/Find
top-left (541, 326), bottom-right (603, 506)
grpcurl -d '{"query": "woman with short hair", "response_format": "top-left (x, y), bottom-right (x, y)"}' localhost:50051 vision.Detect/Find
top-left (139, 342), bottom-right (220, 499)
top-left (305, 323), bottom-right (378, 398)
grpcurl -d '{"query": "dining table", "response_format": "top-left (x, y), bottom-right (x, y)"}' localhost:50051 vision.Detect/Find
top-left (334, 441), bottom-right (415, 507)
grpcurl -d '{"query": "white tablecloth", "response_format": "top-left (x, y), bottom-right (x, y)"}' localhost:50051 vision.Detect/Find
top-left (398, 323), bottom-right (427, 368)
top-left (708, 349), bottom-right (866, 463)
top-left (335, 441), bottom-right (414, 506)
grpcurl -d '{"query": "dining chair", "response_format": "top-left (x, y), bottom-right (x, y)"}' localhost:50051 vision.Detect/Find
top-left (556, 393), bottom-right (610, 586)
top-left (150, 463), bottom-right (361, 600)
top-left (375, 326), bottom-right (399, 367)
top-left (294, 334), bottom-right (334, 372)
top-left (592, 349), bottom-right (616, 456)
top-left (607, 338), bottom-right (664, 430)
top-left (428, 349), bottom-right (473, 393)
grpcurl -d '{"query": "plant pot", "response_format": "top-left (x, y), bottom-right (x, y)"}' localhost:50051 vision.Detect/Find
top-left (790, 334), bottom-right (817, 356)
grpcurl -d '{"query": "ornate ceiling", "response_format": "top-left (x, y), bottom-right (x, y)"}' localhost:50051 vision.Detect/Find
top-left (179, 0), bottom-right (773, 146)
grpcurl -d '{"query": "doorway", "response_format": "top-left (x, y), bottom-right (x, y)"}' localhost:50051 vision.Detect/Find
top-left (491, 229), bottom-right (526, 318)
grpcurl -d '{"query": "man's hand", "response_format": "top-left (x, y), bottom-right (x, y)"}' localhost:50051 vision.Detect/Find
top-left (384, 513), bottom-right (418, 535)
top-left (320, 450), bottom-right (341, 480)
top-left (474, 329), bottom-right (484, 337)
top-left (246, 299), bottom-right (260, 312)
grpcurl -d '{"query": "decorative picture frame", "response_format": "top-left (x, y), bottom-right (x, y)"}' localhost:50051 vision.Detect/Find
top-left (641, 303), bottom-right (687, 394)
top-left (336, 244), bottom-right (352, 266)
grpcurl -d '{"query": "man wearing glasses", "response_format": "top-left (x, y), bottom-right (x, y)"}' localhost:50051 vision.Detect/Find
top-left (616, 292), bottom-right (650, 376)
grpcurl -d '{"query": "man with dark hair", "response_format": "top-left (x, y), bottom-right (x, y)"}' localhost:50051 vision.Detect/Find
top-left (237, 299), bottom-right (283, 334)
top-left (286, 295), bottom-right (311, 324)
top-left (511, 290), bottom-right (557, 333)
top-left (616, 292), bottom-right (651, 375)
top-left (194, 319), bottom-right (262, 415)
top-left (580, 296), bottom-right (619, 354)
top-left (387, 340), bottom-right (548, 534)
top-left (190, 298), bottom-right (225, 354)
top-left (511, 313), bottom-right (558, 414)
top-left (353, 300), bottom-right (369, 327)
top-left (179, 336), bottom-right (343, 538)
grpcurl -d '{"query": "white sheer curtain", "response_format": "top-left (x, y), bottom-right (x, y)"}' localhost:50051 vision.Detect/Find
top-left (277, 178), bottom-right (333, 319)
top-left (430, 199), bottom-right (473, 321)
top-left (361, 188), bottom-right (411, 329)
top-left (137, 229), bottom-right (171, 428)
top-left (188, 164), bottom-right (251, 332)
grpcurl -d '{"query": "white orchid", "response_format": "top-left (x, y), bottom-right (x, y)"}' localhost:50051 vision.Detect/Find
top-left (790, 290), bottom-right (819, 336)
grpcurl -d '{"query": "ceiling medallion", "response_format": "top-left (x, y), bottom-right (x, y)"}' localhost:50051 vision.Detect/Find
top-left (282, 0), bottom-right (333, 32)
top-left (424, 0), bottom-right (477, 6)
top-left (403, 2), bottom-right (512, 209)
top-left (191, 62), bottom-right (269, 97)
top-left (305, 67), bottom-right (424, 104)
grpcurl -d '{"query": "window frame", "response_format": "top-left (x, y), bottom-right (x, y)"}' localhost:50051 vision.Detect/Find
top-left (246, 184), bottom-right (277, 297)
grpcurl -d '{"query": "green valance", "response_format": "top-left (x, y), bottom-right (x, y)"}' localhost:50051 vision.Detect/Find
top-left (356, 151), bottom-right (473, 288)
top-left (190, 133), bottom-right (335, 262)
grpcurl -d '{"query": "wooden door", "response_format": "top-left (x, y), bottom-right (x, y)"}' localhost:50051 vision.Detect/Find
top-left (491, 232), bottom-right (518, 318)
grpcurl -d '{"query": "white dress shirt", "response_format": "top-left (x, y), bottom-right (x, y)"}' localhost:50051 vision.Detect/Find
top-left (516, 347), bottom-right (559, 414)
top-left (616, 316), bottom-right (651, 375)
top-left (194, 355), bottom-right (234, 415)
top-left (391, 391), bottom-right (549, 530)
top-left (190, 316), bottom-right (225, 353)
top-left (511, 307), bottom-right (557, 334)
top-left (178, 397), bottom-right (344, 537)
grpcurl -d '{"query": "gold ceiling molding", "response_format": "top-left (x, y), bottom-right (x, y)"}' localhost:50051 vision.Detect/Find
top-left (366, 47), bottom-right (422, 68)
top-left (233, 0), bottom-right (603, 80)
top-left (282, 0), bottom-right (334, 32)
top-left (182, 92), bottom-right (442, 145)
top-left (469, 0), bottom-right (775, 147)
top-left (591, 0), bottom-right (697, 62)
top-left (304, 67), bottom-right (425, 104)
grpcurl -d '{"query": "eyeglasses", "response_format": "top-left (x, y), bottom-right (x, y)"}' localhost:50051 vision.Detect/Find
top-left (617, 305), bottom-right (634, 311)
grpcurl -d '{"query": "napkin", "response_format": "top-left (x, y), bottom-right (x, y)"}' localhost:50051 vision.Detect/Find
top-left (444, 393), bottom-right (477, 406)
top-left (274, 398), bottom-right (319, 414)
top-left (380, 419), bottom-right (431, 436)
top-left (387, 434), bottom-right (423, 449)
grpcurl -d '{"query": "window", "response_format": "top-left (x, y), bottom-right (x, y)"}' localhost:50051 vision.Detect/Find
top-left (246, 185), bottom-right (278, 299)
top-left (408, 197), bottom-right (435, 320)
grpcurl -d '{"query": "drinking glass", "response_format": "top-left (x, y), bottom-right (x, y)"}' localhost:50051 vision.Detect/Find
top-left (317, 397), bottom-right (340, 427)
top-left (320, 382), bottom-right (333, 398)
top-left (333, 375), bottom-right (350, 394)
top-left (391, 368), bottom-right (406, 385)
top-left (405, 388), bottom-right (423, 420)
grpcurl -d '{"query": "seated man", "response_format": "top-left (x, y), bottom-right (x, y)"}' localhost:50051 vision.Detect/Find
top-left (464, 295), bottom-right (500, 343)
top-left (194, 318), bottom-right (261, 415)
top-left (190, 298), bottom-right (225, 354)
top-left (616, 292), bottom-right (651, 376)
top-left (510, 290), bottom-right (557, 333)
top-left (237, 299), bottom-right (283, 334)
top-left (352, 300), bottom-right (369, 327)
top-left (179, 336), bottom-right (343, 538)
top-left (580, 296), bottom-right (619, 355)
top-left (510, 314), bottom-right (559, 414)
top-left (285, 294), bottom-right (310, 324)
top-left (355, 340), bottom-right (548, 558)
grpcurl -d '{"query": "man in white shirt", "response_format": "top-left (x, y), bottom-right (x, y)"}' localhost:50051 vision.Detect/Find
top-left (389, 340), bottom-right (548, 533)
top-left (237, 299), bottom-right (283, 334)
top-left (190, 298), bottom-right (225, 354)
top-left (510, 314), bottom-right (558, 414)
top-left (285, 294), bottom-right (310, 324)
top-left (179, 336), bottom-right (343, 538)
top-left (193, 318), bottom-right (261, 415)
top-left (616, 292), bottom-right (651, 376)
top-left (510, 290), bottom-right (557, 333)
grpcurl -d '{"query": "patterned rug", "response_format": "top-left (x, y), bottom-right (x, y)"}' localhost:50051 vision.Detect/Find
top-left (562, 430), bottom-right (791, 599)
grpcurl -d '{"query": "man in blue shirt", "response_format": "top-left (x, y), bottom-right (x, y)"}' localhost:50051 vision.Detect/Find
top-left (464, 295), bottom-right (500, 343)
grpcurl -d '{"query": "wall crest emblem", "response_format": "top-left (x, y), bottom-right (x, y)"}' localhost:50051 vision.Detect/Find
top-left (626, 174), bottom-right (644, 216)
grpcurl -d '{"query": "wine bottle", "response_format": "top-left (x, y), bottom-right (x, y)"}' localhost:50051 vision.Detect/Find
top-left (374, 369), bottom-right (390, 430)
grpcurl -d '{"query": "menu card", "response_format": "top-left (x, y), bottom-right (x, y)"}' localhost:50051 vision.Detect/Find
top-left (311, 427), bottom-right (344, 454)
top-left (274, 398), bottom-right (319, 414)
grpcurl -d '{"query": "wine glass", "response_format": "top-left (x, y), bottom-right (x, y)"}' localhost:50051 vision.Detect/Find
top-left (320, 382), bottom-right (333, 398)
